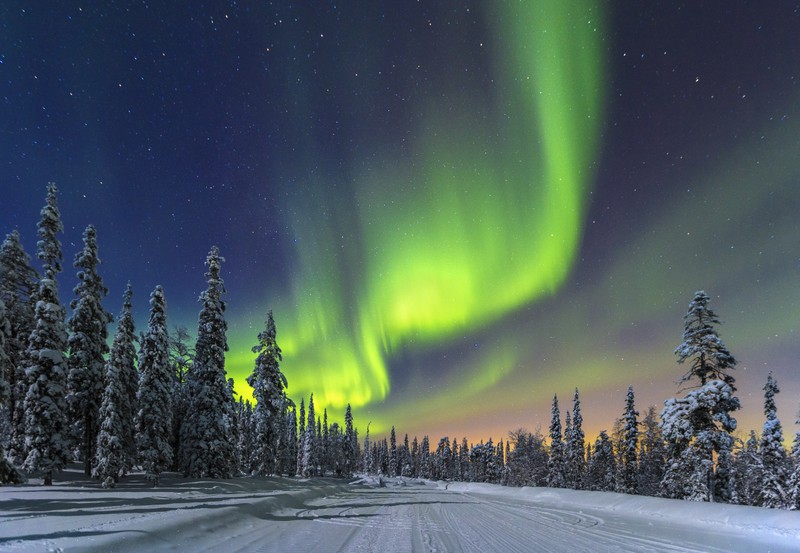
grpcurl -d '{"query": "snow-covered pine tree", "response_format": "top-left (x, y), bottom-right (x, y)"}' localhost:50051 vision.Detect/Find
top-left (675, 291), bottom-right (737, 388)
top-left (93, 285), bottom-right (138, 486)
top-left (715, 432), bottom-right (736, 504)
top-left (247, 310), bottom-right (290, 475)
top-left (758, 373), bottom-right (789, 508)
top-left (136, 286), bottom-right (173, 487)
top-left (300, 422), bottom-right (312, 478)
top-left (315, 416), bottom-right (323, 473)
top-left (306, 394), bottom-right (317, 476)
top-left (587, 430), bottom-right (615, 491)
top-left (66, 225), bottom-right (112, 475)
top-left (93, 336), bottom-right (126, 488)
top-left (180, 247), bottom-right (236, 478)
top-left (389, 426), bottom-right (398, 477)
top-left (168, 325), bottom-right (192, 472)
top-left (23, 183), bottom-right (70, 486)
top-left (0, 230), bottom-right (38, 465)
top-left (788, 416), bottom-right (800, 510)
top-left (434, 436), bottom-right (450, 480)
top-left (227, 377), bottom-right (241, 471)
top-left (296, 398), bottom-right (306, 475)
top-left (662, 291), bottom-right (740, 501)
top-left (619, 385), bottom-right (639, 494)
top-left (281, 405), bottom-right (298, 475)
top-left (0, 298), bottom-right (23, 484)
top-left (637, 406), bottom-right (665, 496)
top-left (343, 404), bottom-right (356, 476)
top-left (400, 433), bottom-right (411, 477)
top-left (565, 388), bottom-right (585, 489)
top-left (327, 421), bottom-right (343, 476)
top-left (547, 394), bottom-right (566, 488)
top-left (110, 284), bottom-right (138, 474)
top-left (460, 437), bottom-right (469, 481)
top-left (419, 435), bottom-right (430, 479)
top-left (321, 409), bottom-right (330, 475)
top-left (236, 398), bottom-right (254, 474)
top-left (733, 431), bottom-right (762, 506)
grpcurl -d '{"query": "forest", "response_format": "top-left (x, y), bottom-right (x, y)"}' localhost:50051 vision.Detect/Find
top-left (2, 184), bottom-right (799, 512)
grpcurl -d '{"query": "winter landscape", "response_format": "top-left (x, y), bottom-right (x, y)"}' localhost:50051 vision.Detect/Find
top-left (4, 2), bottom-right (800, 552)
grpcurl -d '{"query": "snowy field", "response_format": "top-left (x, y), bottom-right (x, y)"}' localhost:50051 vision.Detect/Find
top-left (1, 468), bottom-right (799, 552)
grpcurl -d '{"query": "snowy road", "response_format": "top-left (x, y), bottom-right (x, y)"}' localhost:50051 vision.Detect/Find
top-left (1, 473), bottom-right (799, 552)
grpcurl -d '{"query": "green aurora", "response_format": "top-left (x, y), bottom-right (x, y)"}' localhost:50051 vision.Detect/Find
top-left (225, 1), bottom-right (606, 430)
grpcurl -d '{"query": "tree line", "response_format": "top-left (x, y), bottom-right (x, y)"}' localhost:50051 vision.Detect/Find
top-left (356, 293), bottom-right (800, 510)
top-left (1, 185), bottom-right (799, 511)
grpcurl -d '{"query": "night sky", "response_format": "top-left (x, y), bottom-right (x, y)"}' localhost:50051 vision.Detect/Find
top-left (3, 2), bottom-right (800, 442)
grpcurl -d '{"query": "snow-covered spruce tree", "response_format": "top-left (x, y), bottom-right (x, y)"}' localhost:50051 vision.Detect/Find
top-left (506, 428), bottom-right (548, 487)
top-left (93, 285), bottom-right (138, 486)
top-left (587, 430), bottom-right (616, 491)
top-left (315, 415), bottom-right (323, 469)
top-left (320, 409), bottom-right (330, 475)
top-left (0, 230), bottom-right (38, 465)
top-left (637, 406), bottom-right (665, 497)
top-left (419, 435), bottom-right (431, 479)
top-left (547, 394), bottom-right (566, 488)
top-left (661, 291), bottom-right (740, 501)
top-left (619, 385), bottom-right (639, 494)
top-left (400, 433), bottom-right (411, 477)
top-left (389, 426), bottom-right (398, 477)
top-left (758, 373), bottom-right (789, 508)
top-left (180, 247), bottom-right (237, 478)
top-left (93, 338), bottom-right (126, 488)
top-left (733, 431), bottom-right (762, 506)
top-left (305, 394), bottom-right (317, 476)
top-left (0, 298), bottom-right (23, 484)
top-left (136, 286), bottom-right (172, 487)
top-left (296, 398), bottom-right (306, 475)
top-left (236, 398), bottom-right (254, 474)
top-left (247, 310), bottom-right (290, 475)
top-left (66, 225), bottom-right (112, 476)
top-left (280, 405), bottom-right (298, 475)
top-left (343, 403), bottom-right (356, 476)
top-left (434, 436), bottom-right (451, 480)
top-left (327, 422), bottom-right (343, 476)
top-left (788, 418), bottom-right (800, 510)
top-left (23, 183), bottom-right (70, 486)
top-left (675, 291), bottom-right (737, 388)
top-left (300, 422), bottom-right (312, 478)
top-left (111, 284), bottom-right (138, 474)
top-left (565, 388), bottom-right (585, 489)
top-left (167, 326), bottom-right (192, 471)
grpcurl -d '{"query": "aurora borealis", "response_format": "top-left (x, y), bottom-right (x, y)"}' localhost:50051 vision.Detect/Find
top-left (2, 2), bottom-right (800, 442)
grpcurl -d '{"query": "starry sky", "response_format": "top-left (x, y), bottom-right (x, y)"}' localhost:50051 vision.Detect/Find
top-left (2, 1), bottom-right (800, 443)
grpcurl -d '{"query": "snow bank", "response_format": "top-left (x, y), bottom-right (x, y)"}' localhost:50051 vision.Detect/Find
top-left (446, 482), bottom-right (800, 538)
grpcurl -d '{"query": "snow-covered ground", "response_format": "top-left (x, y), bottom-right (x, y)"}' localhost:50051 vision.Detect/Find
top-left (1, 468), bottom-right (799, 552)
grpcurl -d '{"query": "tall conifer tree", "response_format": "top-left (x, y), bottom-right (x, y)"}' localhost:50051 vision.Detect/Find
top-left (0, 230), bottom-right (38, 464)
top-left (23, 183), bottom-right (69, 485)
top-left (547, 394), bottom-right (565, 488)
top-left (180, 247), bottom-right (236, 478)
top-left (619, 385), bottom-right (639, 494)
top-left (136, 286), bottom-right (172, 486)
top-left (759, 373), bottom-right (789, 508)
top-left (66, 225), bottom-right (112, 475)
top-left (662, 291), bottom-right (740, 501)
top-left (95, 285), bottom-right (137, 482)
top-left (247, 310), bottom-right (289, 475)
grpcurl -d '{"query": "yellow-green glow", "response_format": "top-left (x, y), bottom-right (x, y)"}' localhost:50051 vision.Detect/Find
top-left (230, 1), bottom-right (606, 415)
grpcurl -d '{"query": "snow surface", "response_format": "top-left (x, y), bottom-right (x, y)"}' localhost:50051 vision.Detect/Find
top-left (1, 468), bottom-right (799, 552)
